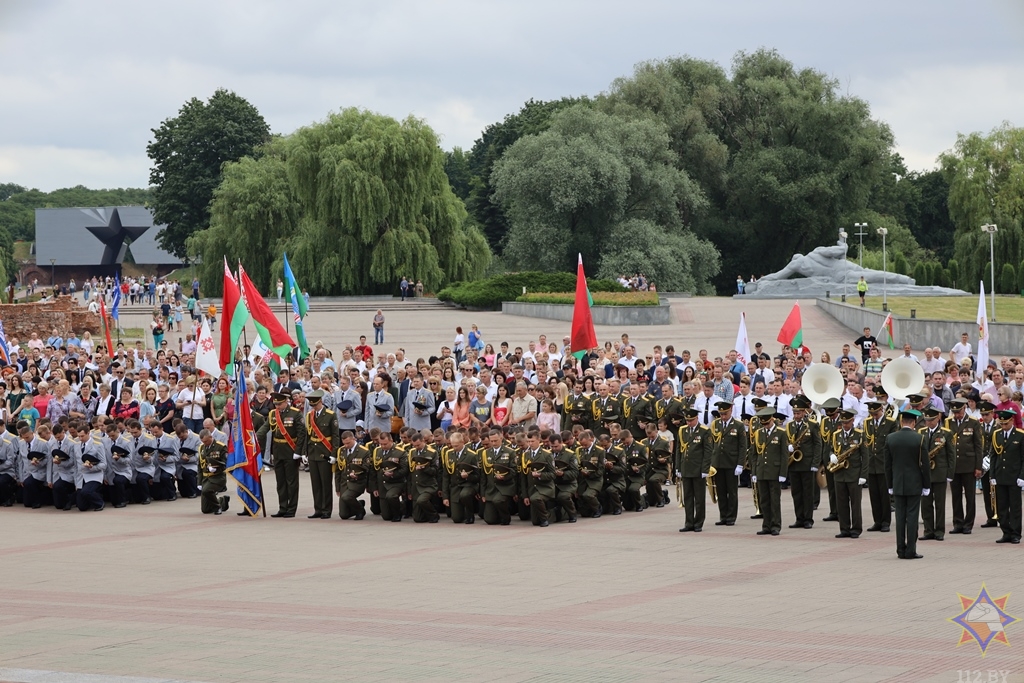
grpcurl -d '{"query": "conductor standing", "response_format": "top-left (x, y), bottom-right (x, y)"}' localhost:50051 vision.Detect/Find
top-left (884, 409), bottom-right (931, 559)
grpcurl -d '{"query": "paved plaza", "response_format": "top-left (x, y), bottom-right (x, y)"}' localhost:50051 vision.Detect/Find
top-left (3, 297), bottom-right (1021, 682)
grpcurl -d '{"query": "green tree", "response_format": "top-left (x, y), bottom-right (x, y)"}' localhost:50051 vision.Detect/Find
top-left (191, 109), bottom-right (490, 296)
top-left (913, 262), bottom-right (928, 286)
top-left (906, 170), bottom-right (955, 261)
top-left (443, 147), bottom-right (473, 201)
top-left (947, 258), bottom-right (960, 289)
top-left (147, 89), bottom-right (270, 260)
top-left (492, 105), bottom-right (717, 292)
top-left (0, 184), bottom-right (26, 202)
top-left (941, 123), bottom-right (1024, 292)
top-left (892, 252), bottom-right (908, 276)
top-left (1001, 263), bottom-right (1017, 294)
top-left (1019, 259), bottom-right (1024, 294)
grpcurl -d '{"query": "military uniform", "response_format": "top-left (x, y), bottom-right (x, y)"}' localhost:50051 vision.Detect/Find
top-left (750, 413), bottom-right (789, 535)
top-left (818, 407), bottom-right (842, 519)
top-left (74, 437), bottom-right (108, 511)
top-left (830, 422), bottom-right (868, 537)
top-left (0, 427), bottom-right (19, 507)
top-left (710, 414), bottom-right (747, 525)
top-left (375, 444), bottom-right (407, 522)
top-left (676, 421), bottom-right (712, 532)
top-left (884, 419), bottom-right (930, 559)
top-left (645, 435), bottom-right (672, 509)
top-left (786, 411), bottom-right (822, 528)
top-left (576, 443), bottom-right (605, 518)
top-left (519, 447), bottom-right (555, 526)
top-left (337, 443), bottom-right (371, 519)
top-left (551, 446), bottom-right (579, 523)
top-left (945, 409), bottom-right (984, 533)
top-left (563, 393), bottom-right (594, 432)
top-left (256, 397), bottom-right (307, 517)
top-left (442, 446), bottom-right (479, 524)
top-left (918, 420), bottom-right (955, 540)
top-left (198, 439), bottom-right (229, 514)
top-left (978, 412), bottom-right (998, 527)
top-left (305, 393), bottom-right (340, 518)
top-left (601, 446), bottom-right (626, 515)
top-left (862, 409), bottom-right (897, 531)
top-left (409, 448), bottom-right (440, 523)
top-left (622, 394), bottom-right (651, 440)
top-left (991, 418), bottom-right (1024, 543)
top-left (481, 444), bottom-right (518, 525)
top-left (593, 395), bottom-right (621, 437)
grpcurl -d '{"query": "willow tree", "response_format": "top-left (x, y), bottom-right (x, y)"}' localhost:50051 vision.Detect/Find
top-left (191, 109), bottom-right (490, 295)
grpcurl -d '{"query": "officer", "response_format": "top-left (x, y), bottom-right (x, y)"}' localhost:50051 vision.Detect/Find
top-left (599, 433), bottom-right (625, 516)
top-left (884, 410), bottom-right (929, 559)
top-left (676, 407), bottom-right (712, 532)
top-left (818, 397), bottom-right (842, 521)
top-left (644, 423), bottom-right (672, 509)
top-left (977, 401), bottom-right (999, 528)
top-left (174, 423), bottom-right (202, 499)
top-left (480, 429), bottom-right (518, 525)
top-left (750, 407), bottom-right (789, 536)
top-left (862, 398), bottom-right (896, 532)
top-left (0, 421), bottom-right (19, 507)
top-left (257, 392), bottom-right (307, 518)
top-left (520, 430), bottom-right (555, 527)
top-left (918, 407), bottom-right (955, 542)
top-left (990, 409), bottom-right (1024, 544)
top-left (946, 397), bottom-right (984, 534)
top-left (373, 430), bottom-right (406, 522)
top-left (575, 430), bottom-right (605, 518)
top-left (337, 430), bottom-right (372, 520)
top-left (305, 389), bottom-right (340, 519)
top-left (786, 396), bottom-right (822, 529)
top-left (408, 431), bottom-right (440, 523)
top-left (49, 424), bottom-right (77, 511)
top-left (441, 432), bottom-right (478, 524)
top-left (619, 428), bottom-right (648, 511)
top-left (20, 424), bottom-right (51, 509)
top-left (829, 409), bottom-right (867, 538)
top-left (74, 424), bottom-right (107, 512)
top-left (564, 380), bottom-right (594, 432)
top-left (550, 433), bottom-right (579, 523)
top-left (622, 382), bottom-right (651, 440)
top-left (198, 429), bottom-right (230, 515)
top-left (709, 400), bottom-right (746, 526)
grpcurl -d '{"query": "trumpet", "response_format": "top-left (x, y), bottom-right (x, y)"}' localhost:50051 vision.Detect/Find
top-left (707, 465), bottom-right (718, 504)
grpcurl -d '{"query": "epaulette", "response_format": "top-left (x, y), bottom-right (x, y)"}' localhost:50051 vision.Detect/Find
top-left (324, 409), bottom-right (334, 415)
top-left (215, 440), bottom-right (227, 447)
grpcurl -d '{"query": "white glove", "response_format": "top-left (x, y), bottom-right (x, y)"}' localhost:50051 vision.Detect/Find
top-left (734, 465), bottom-right (743, 476)
top-left (329, 457), bottom-right (336, 465)
top-left (887, 488), bottom-right (893, 495)
top-left (946, 478), bottom-right (952, 483)
top-left (751, 475), bottom-right (757, 484)
top-left (829, 454), bottom-right (838, 465)
top-left (301, 455), bottom-right (309, 466)
top-left (779, 476), bottom-right (786, 483)
top-left (207, 466), bottom-right (216, 472)
top-left (675, 470), bottom-right (682, 478)
top-left (810, 467), bottom-right (818, 472)
top-left (982, 456), bottom-right (991, 470)
top-left (787, 445), bottom-right (794, 453)
top-left (922, 488), bottom-right (931, 497)
top-left (1017, 478), bottom-right (1024, 488)
top-left (858, 478), bottom-right (866, 486)
top-left (292, 453), bottom-right (301, 460)
top-left (991, 479), bottom-right (997, 486)
top-left (701, 473), bottom-right (707, 479)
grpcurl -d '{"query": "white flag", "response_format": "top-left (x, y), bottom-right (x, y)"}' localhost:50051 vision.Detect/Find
top-left (976, 281), bottom-right (989, 381)
top-left (195, 317), bottom-right (222, 378)
top-left (735, 312), bottom-right (752, 367)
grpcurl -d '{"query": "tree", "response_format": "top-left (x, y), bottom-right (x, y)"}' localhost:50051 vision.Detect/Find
top-left (443, 147), bottom-right (473, 201)
top-left (147, 89), bottom-right (270, 260)
top-left (1019, 259), bottom-right (1024, 294)
top-left (906, 170), bottom-right (955, 261)
top-left (893, 252), bottom-right (908, 276)
top-left (1000, 263), bottom-right (1017, 294)
top-left (492, 105), bottom-right (718, 293)
top-left (947, 258), bottom-right (960, 289)
top-left (190, 109), bottom-right (490, 295)
top-left (913, 262), bottom-right (928, 286)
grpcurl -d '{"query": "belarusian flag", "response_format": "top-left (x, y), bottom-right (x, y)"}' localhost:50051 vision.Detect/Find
top-left (570, 254), bottom-right (597, 360)
top-left (877, 312), bottom-right (896, 349)
top-left (777, 302), bottom-right (803, 349)
top-left (220, 258), bottom-right (249, 372)
top-left (238, 262), bottom-right (294, 359)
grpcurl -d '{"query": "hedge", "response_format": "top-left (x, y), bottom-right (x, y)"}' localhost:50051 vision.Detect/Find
top-left (515, 291), bottom-right (659, 306)
top-left (437, 272), bottom-right (625, 310)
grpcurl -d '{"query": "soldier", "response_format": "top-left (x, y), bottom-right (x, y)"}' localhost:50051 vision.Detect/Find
top-left (441, 432), bottom-right (479, 524)
top-left (818, 398), bottom-right (842, 521)
top-left (550, 433), bottom-right (578, 523)
top-left (19, 424), bottom-right (51, 509)
top-left (335, 376), bottom-right (363, 432)
top-left (49, 424), bottom-right (77, 511)
top-left (376, 432), bottom-right (407, 523)
top-left (599, 433), bottom-right (625, 516)
top-left (198, 429), bottom-right (230, 515)
top-left (106, 435), bottom-right (133, 509)
top-left (520, 430), bottom-right (555, 527)
top-left (918, 407), bottom-right (955, 541)
top-left (337, 430), bottom-right (372, 520)
top-left (479, 429), bottom-right (515, 525)
top-left (128, 419), bottom-right (158, 504)
top-left (150, 421), bottom-right (179, 501)
top-left (862, 398), bottom-right (896, 532)
top-left (884, 409), bottom-right (930, 559)
top-left (575, 430), bottom-right (605, 518)
top-left (564, 380), bottom-right (594, 432)
top-left (946, 397), bottom-right (984, 534)
top-left (305, 389), bottom-right (340, 519)
top-left (622, 382), bottom-right (651, 440)
top-left (990, 409), bottom-right (1023, 544)
top-left (402, 374), bottom-right (435, 432)
top-left (408, 431), bottom-right (440, 523)
top-left (0, 421), bottom-right (19, 506)
top-left (644, 422), bottom-right (672, 508)
top-left (977, 401), bottom-right (999, 528)
top-left (593, 384), bottom-right (620, 437)
top-left (828, 409), bottom-right (868, 538)
top-left (750, 407), bottom-right (789, 536)
top-left (174, 422), bottom-right (202, 499)
top-left (257, 392), bottom-right (307, 518)
top-left (710, 400), bottom-right (747, 526)
top-left (676, 407), bottom-right (712, 532)
top-left (786, 396), bottom-right (822, 529)
top-left (74, 423), bottom-right (107, 511)
top-left (619, 428), bottom-right (648, 511)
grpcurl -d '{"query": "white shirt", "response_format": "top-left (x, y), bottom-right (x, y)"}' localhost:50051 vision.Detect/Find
top-left (732, 392), bottom-right (755, 419)
top-left (751, 367), bottom-right (775, 387)
top-left (951, 342), bottom-right (972, 365)
top-left (617, 356), bottom-right (637, 370)
top-left (178, 387), bottom-right (206, 420)
top-left (693, 393), bottom-right (716, 427)
top-left (841, 393), bottom-right (868, 426)
top-left (769, 393), bottom-right (793, 421)
top-left (920, 357), bottom-right (945, 375)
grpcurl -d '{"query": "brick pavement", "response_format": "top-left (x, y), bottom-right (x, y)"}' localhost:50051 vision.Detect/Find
top-left (1, 472), bottom-right (1022, 683)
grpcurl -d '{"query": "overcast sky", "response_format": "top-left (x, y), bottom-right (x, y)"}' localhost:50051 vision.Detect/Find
top-left (1, 0), bottom-right (1022, 192)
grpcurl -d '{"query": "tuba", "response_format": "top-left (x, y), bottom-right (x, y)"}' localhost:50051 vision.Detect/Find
top-left (707, 465), bottom-right (718, 504)
top-left (881, 357), bottom-right (926, 401)
top-left (802, 363), bottom-right (844, 405)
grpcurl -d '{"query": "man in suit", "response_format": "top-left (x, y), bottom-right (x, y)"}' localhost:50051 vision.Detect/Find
top-left (273, 368), bottom-right (302, 394)
top-left (991, 409), bottom-right (1024, 544)
top-left (885, 410), bottom-right (930, 559)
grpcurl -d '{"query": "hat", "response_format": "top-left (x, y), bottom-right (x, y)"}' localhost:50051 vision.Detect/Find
top-left (355, 420), bottom-right (366, 429)
top-left (839, 409), bottom-right (857, 421)
top-left (411, 453), bottom-right (434, 464)
top-left (906, 394), bottom-right (926, 404)
top-left (873, 385), bottom-right (888, 397)
top-left (553, 458), bottom-right (574, 470)
top-left (157, 447), bottom-right (175, 455)
top-left (374, 402), bottom-right (391, 413)
top-left (81, 453), bottom-right (102, 465)
top-left (683, 407), bottom-right (699, 419)
top-left (381, 461), bottom-right (401, 474)
top-left (648, 440), bottom-right (671, 455)
top-left (756, 407), bottom-right (776, 420)
top-left (899, 409), bottom-right (921, 420)
top-left (347, 463), bottom-right (367, 474)
top-left (138, 445), bottom-right (156, 455)
top-left (338, 399), bottom-right (354, 412)
top-left (528, 461), bottom-right (549, 473)
top-left (605, 452), bottom-right (620, 464)
top-left (715, 401), bottom-right (733, 410)
top-left (751, 398), bottom-right (769, 409)
top-left (627, 455), bottom-right (647, 467)
top-left (821, 397), bottom-right (841, 410)
top-left (457, 462), bottom-right (479, 472)
top-left (179, 447), bottom-right (197, 455)
top-left (51, 448), bottom-right (70, 461)
top-left (28, 450), bottom-right (47, 461)
top-left (412, 400), bottom-right (429, 411)
top-left (978, 401), bottom-right (996, 414)
top-left (307, 389), bottom-right (324, 402)
top-left (997, 409), bottom-right (1017, 420)
top-left (950, 397), bottom-right (969, 408)
top-left (492, 463), bottom-right (513, 475)
top-left (579, 462), bottom-right (599, 476)
top-left (923, 407), bottom-right (942, 419)
top-left (271, 392), bottom-right (290, 402)
top-left (111, 444), bottom-right (130, 457)
top-left (791, 395), bottom-right (812, 410)
top-left (865, 400), bottom-right (883, 409)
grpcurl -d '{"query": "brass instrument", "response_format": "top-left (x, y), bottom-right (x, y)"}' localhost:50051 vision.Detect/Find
top-left (924, 433), bottom-right (947, 470)
top-left (752, 474), bottom-right (761, 515)
top-left (827, 442), bottom-right (859, 473)
top-left (676, 478), bottom-right (683, 508)
top-left (786, 421), bottom-right (810, 465)
top-left (707, 465), bottom-right (718, 504)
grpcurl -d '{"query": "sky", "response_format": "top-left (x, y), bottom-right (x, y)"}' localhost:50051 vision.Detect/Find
top-left (1, 0), bottom-right (1023, 192)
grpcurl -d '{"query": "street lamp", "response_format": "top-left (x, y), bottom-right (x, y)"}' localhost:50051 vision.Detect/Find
top-left (982, 224), bottom-right (998, 322)
top-left (839, 229), bottom-right (849, 301)
top-left (876, 227), bottom-right (888, 311)
top-left (49, 258), bottom-right (56, 288)
top-left (854, 223), bottom-right (868, 269)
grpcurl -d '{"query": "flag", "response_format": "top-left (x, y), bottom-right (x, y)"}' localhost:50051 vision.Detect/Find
top-left (0, 319), bottom-right (10, 365)
top-left (238, 263), bottom-right (294, 359)
top-left (220, 258), bottom-right (249, 372)
top-left (225, 366), bottom-right (264, 517)
top-left (777, 302), bottom-right (803, 349)
top-left (877, 312), bottom-right (896, 349)
top-left (99, 296), bottom-right (114, 354)
top-left (194, 317), bottom-right (221, 377)
top-left (248, 337), bottom-right (282, 375)
top-left (282, 253), bottom-right (309, 360)
top-left (734, 312), bottom-right (751, 366)
top-left (570, 253), bottom-right (597, 360)
top-left (111, 273), bottom-right (121, 322)
top-left (977, 280), bottom-right (989, 381)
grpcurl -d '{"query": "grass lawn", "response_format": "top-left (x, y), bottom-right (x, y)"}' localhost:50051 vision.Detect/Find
top-left (860, 295), bottom-right (1024, 323)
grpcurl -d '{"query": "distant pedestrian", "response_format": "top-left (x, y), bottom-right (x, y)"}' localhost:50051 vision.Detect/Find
top-left (400, 277), bottom-right (409, 301)
top-left (857, 276), bottom-right (868, 306)
top-left (276, 279), bottom-right (284, 304)
top-left (372, 309), bottom-right (385, 345)
top-left (415, 280), bottom-right (423, 298)
top-left (192, 277), bottom-right (200, 300)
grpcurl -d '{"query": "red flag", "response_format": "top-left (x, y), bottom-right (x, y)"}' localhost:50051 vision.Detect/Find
top-left (238, 263), bottom-right (295, 356)
top-left (570, 254), bottom-right (597, 358)
top-left (220, 259), bottom-right (248, 372)
top-left (99, 296), bottom-right (114, 355)
top-left (777, 302), bottom-right (803, 348)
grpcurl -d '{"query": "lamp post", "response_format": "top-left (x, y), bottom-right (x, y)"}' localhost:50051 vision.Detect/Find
top-left (49, 258), bottom-right (56, 288)
top-left (876, 227), bottom-right (888, 311)
top-left (854, 223), bottom-right (868, 269)
top-left (982, 224), bottom-right (998, 322)
top-left (839, 229), bottom-right (849, 302)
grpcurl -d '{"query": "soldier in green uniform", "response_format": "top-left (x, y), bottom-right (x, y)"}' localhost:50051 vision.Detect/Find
top-left (818, 398), bottom-right (842, 521)
top-left (978, 401), bottom-right (999, 528)
top-left (676, 407), bottom-right (712, 532)
top-left (710, 401), bottom-right (746, 526)
top-left (442, 432), bottom-right (479, 524)
top-left (575, 430), bottom-right (605, 518)
top-left (884, 409), bottom-right (930, 559)
top-left (862, 398), bottom-right (896, 532)
top-left (598, 433), bottom-right (625, 515)
top-left (593, 384), bottom-right (620, 438)
top-left (373, 431), bottom-right (406, 522)
top-left (256, 392), bottom-right (307, 518)
top-left (990, 409), bottom-right (1023, 544)
top-left (644, 422), bottom-right (672, 509)
top-left (198, 429), bottom-right (230, 515)
top-left (337, 430), bottom-right (371, 520)
top-left (563, 381), bottom-right (594, 432)
top-left (750, 407), bottom-right (789, 535)
top-left (918, 407), bottom-right (955, 541)
top-left (786, 395), bottom-right (822, 529)
top-left (828, 409), bottom-right (868, 538)
top-left (480, 429), bottom-right (517, 525)
top-left (407, 432), bottom-right (440, 523)
top-left (945, 397), bottom-right (984, 534)
top-left (305, 389), bottom-right (339, 519)
top-left (550, 433), bottom-right (578, 523)
top-left (618, 428), bottom-right (648, 511)
top-left (622, 383), bottom-right (651, 441)
top-left (520, 431), bottom-right (555, 527)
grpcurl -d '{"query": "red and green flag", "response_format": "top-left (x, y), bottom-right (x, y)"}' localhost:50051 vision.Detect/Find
top-left (570, 254), bottom-right (597, 360)
top-left (877, 312), bottom-right (896, 349)
top-left (777, 302), bottom-right (803, 349)
top-left (220, 258), bottom-right (249, 373)
top-left (238, 262), bottom-right (294, 359)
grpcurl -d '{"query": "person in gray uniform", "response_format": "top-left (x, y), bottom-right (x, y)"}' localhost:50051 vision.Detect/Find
top-left (49, 423), bottom-right (78, 510)
top-left (150, 420), bottom-right (179, 501)
top-left (334, 376), bottom-right (362, 432)
top-left (402, 374), bottom-right (435, 432)
top-left (128, 419), bottom-right (158, 504)
top-left (0, 421), bottom-right (19, 506)
top-left (75, 423), bottom-right (107, 511)
top-left (20, 424), bottom-right (52, 508)
top-left (175, 422), bottom-right (202, 498)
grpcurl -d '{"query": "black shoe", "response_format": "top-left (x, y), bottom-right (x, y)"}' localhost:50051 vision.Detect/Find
top-left (919, 533), bottom-right (935, 541)
top-left (756, 530), bottom-right (771, 535)
top-left (679, 527), bottom-right (694, 532)
top-left (392, 516), bottom-right (402, 522)
top-left (592, 512), bottom-right (602, 519)
top-left (903, 553), bottom-right (923, 559)
top-left (997, 536), bottom-right (1013, 543)
top-left (961, 529), bottom-right (971, 534)
top-left (866, 524), bottom-right (882, 532)
top-left (655, 502), bottom-right (665, 508)
top-left (835, 532), bottom-right (851, 538)
top-left (750, 514), bottom-right (763, 519)
top-left (803, 522), bottom-right (813, 529)
top-left (725, 521), bottom-right (735, 526)
top-left (114, 503), bottom-right (127, 508)
top-left (770, 530), bottom-right (779, 536)
top-left (694, 527), bottom-right (703, 532)
top-left (715, 520), bottom-right (728, 526)
top-left (662, 491), bottom-right (670, 505)
top-left (788, 523), bottom-right (803, 529)
top-left (355, 509), bottom-right (366, 520)
top-left (880, 526), bottom-right (890, 532)
top-left (308, 513), bottom-right (322, 518)
top-left (934, 535), bottom-right (944, 541)
top-left (568, 516), bottom-right (577, 523)
top-left (539, 520), bottom-right (549, 527)
top-left (981, 520), bottom-right (999, 528)
top-left (612, 507), bottom-right (622, 515)
top-left (849, 533), bottom-right (860, 539)
top-left (949, 528), bottom-right (963, 534)
top-left (430, 516), bottom-right (440, 523)
top-left (214, 509), bottom-right (222, 515)
top-left (1013, 537), bottom-right (1022, 545)
top-left (220, 497), bottom-right (230, 513)
top-left (463, 517), bottom-right (473, 524)
top-left (822, 514), bottom-right (838, 522)
top-left (271, 512), bottom-right (288, 518)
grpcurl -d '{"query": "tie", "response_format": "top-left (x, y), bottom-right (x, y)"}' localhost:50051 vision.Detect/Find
top-left (703, 401), bottom-right (709, 424)
top-left (741, 397), bottom-right (747, 416)
top-left (774, 397), bottom-right (779, 409)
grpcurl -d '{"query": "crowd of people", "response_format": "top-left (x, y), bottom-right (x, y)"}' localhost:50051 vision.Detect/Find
top-left (0, 315), bottom-right (1022, 559)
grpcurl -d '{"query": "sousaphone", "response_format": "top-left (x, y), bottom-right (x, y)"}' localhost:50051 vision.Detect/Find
top-left (802, 363), bottom-right (844, 405)
top-left (881, 357), bottom-right (926, 401)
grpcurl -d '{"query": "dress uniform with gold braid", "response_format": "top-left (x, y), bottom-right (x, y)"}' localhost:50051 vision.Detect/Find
top-left (602, 440), bottom-right (626, 515)
top-left (978, 402), bottom-right (999, 527)
top-left (829, 409), bottom-right (868, 538)
top-left (644, 426), bottom-right (672, 509)
top-left (945, 398), bottom-right (984, 534)
top-left (918, 407), bottom-right (955, 541)
top-left (818, 398), bottom-right (843, 520)
top-left (305, 389), bottom-right (340, 519)
top-left (409, 442), bottom-right (440, 523)
top-left (990, 410), bottom-right (1024, 544)
top-left (443, 441), bottom-right (479, 524)
top-left (198, 436), bottom-right (229, 515)
top-left (519, 441), bottom-right (556, 526)
top-left (337, 439), bottom-right (372, 520)
top-left (256, 393), bottom-right (307, 518)
top-left (750, 407), bottom-right (789, 535)
top-left (709, 402), bottom-right (747, 525)
top-left (786, 395), bottom-right (822, 529)
top-left (575, 434), bottom-right (605, 518)
top-left (622, 390), bottom-right (652, 440)
top-left (480, 438), bottom-right (518, 525)
top-left (676, 408), bottom-right (712, 532)
top-left (862, 400), bottom-right (896, 532)
top-left (621, 435), bottom-right (649, 512)
top-left (375, 437), bottom-right (407, 522)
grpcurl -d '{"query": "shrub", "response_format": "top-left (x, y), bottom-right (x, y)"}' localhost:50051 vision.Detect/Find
top-left (515, 291), bottom-right (660, 306)
top-left (1000, 263), bottom-right (1016, 294)
top-left (437, 272), bottom-right (625, 310)
top-left (913, 262), bottom-right (928, 286)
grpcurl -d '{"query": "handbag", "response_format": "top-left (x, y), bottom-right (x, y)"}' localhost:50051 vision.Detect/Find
top-left (390, 415), bottom-right (404, 433)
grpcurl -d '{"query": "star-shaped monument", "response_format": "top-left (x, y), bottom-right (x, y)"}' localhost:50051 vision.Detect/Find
top-left (949, 584), bottom-right (1017, 655)
top-left (84, 208), bottom-right (149, 264)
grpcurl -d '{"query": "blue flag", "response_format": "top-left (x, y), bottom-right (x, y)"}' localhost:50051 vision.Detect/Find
top-left (282, 253), bottom-right (310, 360)
top-left (225, 366), bottom-right (264, 517)
top-left (0, 319), bottom-right (10, 365)
top-left (111, 273), bottom-right (121, 321)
